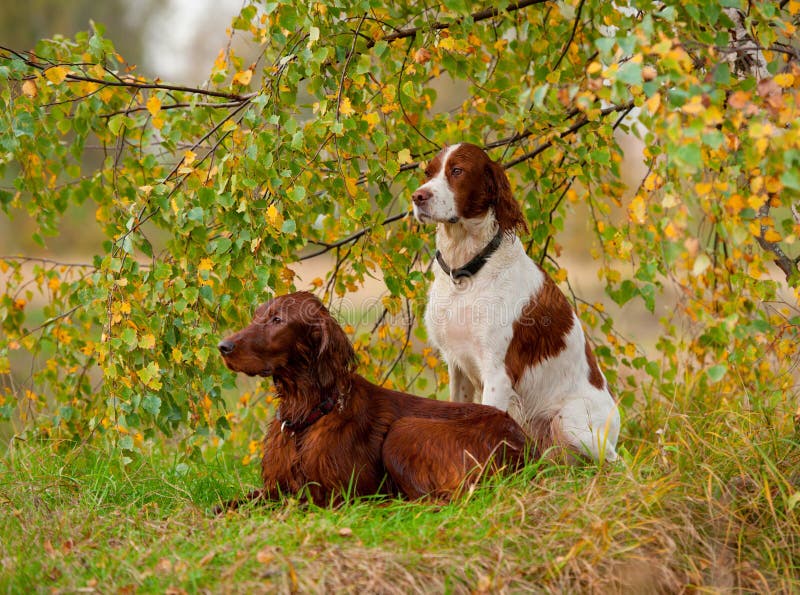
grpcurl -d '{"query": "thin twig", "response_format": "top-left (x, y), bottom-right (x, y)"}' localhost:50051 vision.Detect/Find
top-left (368, 0), bottom-right (550, 47)
top-left (1, 45), bottom-right (252, 102)
top-left (552, 0), bottom-right (587, 71)
top-left (0, 256), bottom-right (96, 268)
top-left (301, 212), bottom-right (410, 261)
top-left (503, 101), bottom-right (635, 169)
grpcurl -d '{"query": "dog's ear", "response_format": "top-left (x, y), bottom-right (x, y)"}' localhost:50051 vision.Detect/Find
top-left (315, 305), bottom-right (356, 391)
top-left (486, 160), bottom-right (528, 235)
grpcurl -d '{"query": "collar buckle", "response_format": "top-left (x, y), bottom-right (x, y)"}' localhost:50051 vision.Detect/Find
top-left (436, 227), bottom-right (505, 283)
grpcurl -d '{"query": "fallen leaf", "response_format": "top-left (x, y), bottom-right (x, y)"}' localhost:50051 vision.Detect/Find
top-left (256, 548), bottom-right (275, 564)
top-left (43, 539), bottom-right (56, 556)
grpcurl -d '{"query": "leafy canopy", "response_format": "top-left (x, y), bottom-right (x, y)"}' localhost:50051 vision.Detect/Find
top-left (0, 1), bottom-right (798, 458)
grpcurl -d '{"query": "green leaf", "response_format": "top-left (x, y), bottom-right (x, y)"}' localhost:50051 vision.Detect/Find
top-left (142, 394), bottom-right (161, 416)
top-left (706, 364), bottom-right (727, 383)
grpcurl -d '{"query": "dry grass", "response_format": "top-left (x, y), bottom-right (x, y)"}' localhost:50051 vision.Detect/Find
top-left (1, 384), bottom-right (799, 593)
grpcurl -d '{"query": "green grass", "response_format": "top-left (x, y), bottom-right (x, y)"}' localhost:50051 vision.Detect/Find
top-left (2, 399), bottom-right (800, 593)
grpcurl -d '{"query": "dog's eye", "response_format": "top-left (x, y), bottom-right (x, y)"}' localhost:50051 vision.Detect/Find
top-left (451, 167), bottom-right (463, 176)
top-left (270, 315), bottom-right (282, 324)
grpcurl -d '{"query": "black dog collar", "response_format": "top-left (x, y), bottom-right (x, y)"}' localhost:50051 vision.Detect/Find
top-left (435, 227), bottom-right (504, 281)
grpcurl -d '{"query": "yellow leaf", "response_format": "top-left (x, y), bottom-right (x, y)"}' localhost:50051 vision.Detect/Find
top-left (681, 97), bottom-right (704, 115)
top-left (213, 49), bottom-right (227, 73)
top-left (266, 204), bottom-right (282, 227)
top-left (146, 95), bottom-right (161, 117)
top-left (553, 268), bottom-right (568, 283)
top-left (198, 258), bottom-right (214, 271)
top-left (339, 97), bottom-right (355, 116)
top-left (183, 150), bottom-right (196, 166)
top-left (661, 193), bottom-right (679, 208)
top-left (172, 347), bottom-right (183, 363)
top-left (232, 69), bottom-right (253, 85)
top-left (44, 66), bottom-right (68, 84)
top-left (726, 194), bottom-right (745, 214)
top-left (765, 177), bottom-right (782, 193)
top-left (763, 229), bottom-right (781, 243)
top-left (628, 194), bottom-right (646, 224)
top-left (644, 92), bottom-right (661, 114)
top-left (397, 148), bottom-right (413, 165)
top-left (747, 194), bottom-right (766, 210)
top-left (663, 222), bottom-right (679, 240)
top-left (438, 37), bottom-right (456, 51)
top-left (748, 261), bottom-right (763, 279)
top-left (345, 176), bottom-right (358, 197)
top-left (120, 301), bottom-right (131, 315)
top-left (774, 73), bottom-right (795, 88)
top-left (21, 79), bottom-right (37, 97)
top-left (362, 112), bottom-right (380, 128)
top-left (695, 182), bottom-right (712, 196)
top-left (139, 334), bottom-right (156, 349)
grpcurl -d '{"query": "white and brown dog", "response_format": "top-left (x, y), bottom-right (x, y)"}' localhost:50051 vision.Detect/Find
top-left (412, 143), bottom-right (620, 462)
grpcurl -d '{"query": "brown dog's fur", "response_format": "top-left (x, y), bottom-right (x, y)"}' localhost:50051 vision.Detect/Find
top-left (217, 292), bottom-right (535, 508)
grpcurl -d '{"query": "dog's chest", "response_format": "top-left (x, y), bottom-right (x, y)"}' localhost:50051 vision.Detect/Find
top-left (426, 278), bottom-right (498, 376)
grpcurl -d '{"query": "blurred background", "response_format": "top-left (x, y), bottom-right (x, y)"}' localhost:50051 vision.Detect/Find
top-left (1, 0), bottom-right (243, 83)
top-left (1, 0), bottom-right (246, 254)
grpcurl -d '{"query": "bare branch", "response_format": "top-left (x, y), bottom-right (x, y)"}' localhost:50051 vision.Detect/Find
top-left (503, 101), bottom-right (636, 169)
top-left (0, 45), bottom-right (253, 102)
top-left (0, 256), bottom-right (96, 268)
top-left (552, 0), bottom-right (587, 71)
top-left (755, 201), bottom-right (799, 281)
top-left (301, 212), bottom-right (410, 261)
top-left (370, 0), bottom-right (550, 47)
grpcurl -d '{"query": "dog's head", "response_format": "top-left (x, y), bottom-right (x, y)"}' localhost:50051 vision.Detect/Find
top-left (218, 291), bottom-right (355, 390)
top-left (410, 143), bottom-right (527, 234)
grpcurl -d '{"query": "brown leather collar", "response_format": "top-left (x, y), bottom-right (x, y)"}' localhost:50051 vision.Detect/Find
top-left (276, 394), bottom-right (337, 436)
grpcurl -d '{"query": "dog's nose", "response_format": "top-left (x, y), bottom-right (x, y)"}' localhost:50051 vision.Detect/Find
top-left (217, 340), bottom-right (235, 355)
top-left (412, 188), bottom-right (432, 205)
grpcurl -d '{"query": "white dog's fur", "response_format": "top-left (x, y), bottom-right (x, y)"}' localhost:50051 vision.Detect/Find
top-left (413, 143), bottom-right (620, 461)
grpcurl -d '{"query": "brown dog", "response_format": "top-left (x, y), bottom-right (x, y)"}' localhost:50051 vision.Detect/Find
top-left (217, 292), bottom-right (535, 507)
